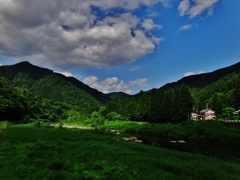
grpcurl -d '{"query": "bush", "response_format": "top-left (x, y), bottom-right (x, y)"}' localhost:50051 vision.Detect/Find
top-left (58, 121), bottom-right (64, 129)
top-left (32, 120), bottom-right (41, 127)
top-left (107, 112), bottom-right (124, 121)
top-left (90, 111), bottom-right (105, 127)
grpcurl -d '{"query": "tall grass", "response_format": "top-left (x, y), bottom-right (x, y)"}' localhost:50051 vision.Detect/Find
top-left (0, 125), bottom-right (240, 179)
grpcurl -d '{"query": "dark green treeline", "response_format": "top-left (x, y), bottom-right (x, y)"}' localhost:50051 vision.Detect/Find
top-left (105, 73), bottom-right (240, 122)
top-left (105, 86), bottom-right (194, 123)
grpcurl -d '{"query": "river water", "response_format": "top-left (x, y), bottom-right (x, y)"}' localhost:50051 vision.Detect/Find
top-left (116, 133), bottom-right (240, 161)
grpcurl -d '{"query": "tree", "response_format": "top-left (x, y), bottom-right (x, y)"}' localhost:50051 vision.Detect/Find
top-left (222, 107), bottom-right (235, 120)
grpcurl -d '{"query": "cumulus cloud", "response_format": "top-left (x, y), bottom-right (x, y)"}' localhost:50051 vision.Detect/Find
top-left (83, 76), bottom-right (99, 86)
top-left (116, 80), bottom-right (129, 91)
top-left (142, 19), bottom-right (162, 31)
top-left (129, 78), bottom-right (148, 87)
top-left (183, 71), bottom-right (206, 77)
top-left (178, 0), bottom-right (190, 16)
top-left (55, 71), bottom-right (82, 79)
top-left (184, 72), bottom-right (195, 77)
top-left (83, 76), bottom-right (148, 94)
top-left (178, 0), bottom-right (219, 19)
top-left (126, 90), bottom-right (132, 94)
top-left (57, 71), bottom-right (75, 77)
top-left (83, 76), bottom-right (118, 94)
top-left (0, 0), bottom-right (166, 69)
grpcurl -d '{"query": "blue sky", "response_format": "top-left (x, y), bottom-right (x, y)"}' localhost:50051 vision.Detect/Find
top-left (0, 0), bottom-right (239, 94)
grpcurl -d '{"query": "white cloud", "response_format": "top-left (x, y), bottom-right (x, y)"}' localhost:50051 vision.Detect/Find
top-left (176, 24), bottom-right (198, 33)
top-left (126, 90), bottom-right (132, 94)
top-left (141, 19), bottom-right (162, 31)
top-left (117, 80), bottom-right (129, 91)
top-left (184, 72), bottom-right (195, 77)
top-left (83, 75), bottom-right (99, 86)
top-left (180, 25), bottom-right (192, 31)
top-left (57, 71), bottom-right (75, 77)
top-left (183, 71), bottom-right (206, 77)
top-left (0, 0), bottom-right (166, 69)
top-left (83, 75), bottom-right (118, 93)
top-left (129, 66), bottom-right (140, 71)
top-left (198, 71), bottom-right (205, 74)
top-left (178, 0), bottom-right (190, 16)
top-left (176, 24), bottom-right (192, 33)
top-left (0, 63), bottom-right (2, 66)
top-left (56, 71), bottom-right (82, 80)
top-left (178, 0), bottom-right (219, 18)
top-left (83, 75), bottom-right (148, 94)
top-left (129, 78), bottom-right (148, 87)
top-left (151, 36), bottom-right (163, 44)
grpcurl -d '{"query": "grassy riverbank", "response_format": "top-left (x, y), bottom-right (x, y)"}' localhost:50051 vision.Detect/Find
top-left (104, 120), bottom-right (240, 145)
top-left (0, 124), bottom-right (240, 179)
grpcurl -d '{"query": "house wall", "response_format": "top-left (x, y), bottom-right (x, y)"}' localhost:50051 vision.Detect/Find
top-left (204, 110), bottom-right (216, 120)
top-left (204, 115), bottom-right (216, 120)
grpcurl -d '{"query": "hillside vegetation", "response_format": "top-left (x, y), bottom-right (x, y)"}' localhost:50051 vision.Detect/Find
top-left (0, 77), bottom-right (80, 122)
top-left (107, 91), bottom-right (132, 100)
top-left (160, 61), bottom-right (240, 90)
top-left (105, 62), bottom-right (240, 122)
top-left (1, 61), bottom-right (240, 123)
top-left (0, 61), bottom-right (111, 111)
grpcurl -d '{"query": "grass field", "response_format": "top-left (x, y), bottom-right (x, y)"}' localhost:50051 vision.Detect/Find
top-left (0, 123), bottom-right (240, 180)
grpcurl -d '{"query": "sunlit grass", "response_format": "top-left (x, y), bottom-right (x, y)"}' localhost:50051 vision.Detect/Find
top-left (0, 121), bottom-right (9, 129)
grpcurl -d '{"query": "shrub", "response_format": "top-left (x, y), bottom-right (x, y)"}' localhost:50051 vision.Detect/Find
top-left (32, 120), bottom-right (41, 127)
top-left (107, 112), bottom-right (124, 121)
top-left (58, 121), bottom-right (64, 129)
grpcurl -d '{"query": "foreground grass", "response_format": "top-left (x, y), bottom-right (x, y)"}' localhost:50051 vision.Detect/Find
top-left (0, 125), bottom-right (240, 179)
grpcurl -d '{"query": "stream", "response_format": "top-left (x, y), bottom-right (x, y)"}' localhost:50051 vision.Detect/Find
top-left (115, 132), bottom-right (240, 161)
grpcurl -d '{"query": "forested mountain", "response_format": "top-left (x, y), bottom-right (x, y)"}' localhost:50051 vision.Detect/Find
top-left (191, 73), bottom-right (240, 115)
top-left (105, 62), bottom-right (240, 122)
top-left (107, 92), bottom-right (132, 100)
top-left (0, 77), bottom-right (76, 122)
top-left (1, 61), bottom-right (239, 123)
top-left (0, 61), bottom-right (111, 111)
top-left (160, 62), bottom-right (240, 90)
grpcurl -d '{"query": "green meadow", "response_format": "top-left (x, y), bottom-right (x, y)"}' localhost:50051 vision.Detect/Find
top-left (0, 122), bottom-right (240, 180)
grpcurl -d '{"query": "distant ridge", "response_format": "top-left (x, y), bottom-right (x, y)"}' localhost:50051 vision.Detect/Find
top-left (160, 61), bottom-right (240, 90)
top-left (0, 61), bottom-right (53, 81)
top-left (107, 91), bottom-right (132, 100)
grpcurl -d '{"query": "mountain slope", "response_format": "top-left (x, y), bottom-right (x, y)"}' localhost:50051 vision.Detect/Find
top-left (107, 92), bottom-right (132, 100)
top-left (160, 62), bottom-right (240, 90)
top-left (0, 61), bottom-right (111, 111)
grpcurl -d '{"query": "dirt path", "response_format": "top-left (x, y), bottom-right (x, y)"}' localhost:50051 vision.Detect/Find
top-left (50, 123), bottom-right (94, 130)
top-left (62, 125), bottom-right (94, 129)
